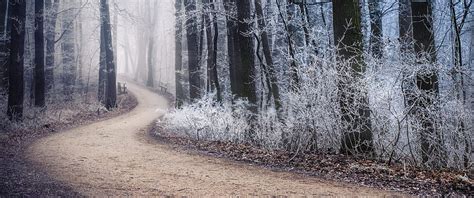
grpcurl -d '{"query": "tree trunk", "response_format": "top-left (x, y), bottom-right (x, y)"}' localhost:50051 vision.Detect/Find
top-left (210, 0), bottom-right (221, 102)
top-left (466, 2), bottom-right (474, 169)
top-left (411, 1), bottom-right (441, 167)
top-left (0, 0), bottom-right (7, 38)
top-left (203, 0), bottom-right (218, 98)
top-left (399, 0), bottom-right (413, 52)
top-left (146, 36), bottom-right (154, 87)
top-left (255, 0), bottom-right (281, 112)
top-left (45, 0), bottom-right (58, 93)
top-left (276, 0), bottom-right (299, 89)
top-left (2, 0), bottom-right (9, 37)
top-left (184, 0), bottom-right (201, 100)
top-left (198, 17), bottom-right (205, 72)
top-left (235, 0), bottom-right (257, 110)
top-left (0, 0), bottom-right (9, 89)
top-left (449, 0), bottom-right (470, 168)
top-left (113, 0), bottom-right (117, 73)
top-left (234, 0), bottom-right (258, 142)
top-left (295, 0), bottom-right (311, 49)
top-left (134, 28), bottom-right (147, 83)
top-left (223, 0), bottom-right (244, 101)
top-left (76, 0), bottom-right (84, 94)
top-left (98, 18), bottom-right (106, 103)
top-left (123, 32), bottom-right (134, 75)
top-left (368, 0), bottom-right (383, 58)
top-left (203, 0), bottom-right (211, 91)
top-left (7, 0), bottom-right (26, 121)
top-left (61, 1), bottom-right (76, 100)
top-left (100, 0), bottom-right (116, 110)
top-left (332, 0), bottom-right (374, 155)
top-left (175, 0), bottom-right (185, 107)
top-left (34, 0), bottom-right (45, 107)
top-left (146, 0), bottom-right (158, 88)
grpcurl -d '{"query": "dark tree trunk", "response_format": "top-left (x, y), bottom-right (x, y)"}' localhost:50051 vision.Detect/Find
top-left (123, 33), bottom-right (133, 75)
top-left (98, 20), bottom-right (106, 103)
top-left (210, 0), bottom-right (221, 102)
top-left (7, 0), bottom-right (26, 121)
top-left (145, 0), bottom-right (158, 88)
top-left (100, 0), bottom-right (116, 110)
top-left (332, 0), bottom-right (374, 155)
top-left (134, 35), bottom-right (146, 82)
top-left (0, 0), bottom-right (9, 89)
top-left (449, 0), bottom-right (471, 169)
top-left (398, 0), bottom-right (418, 165)
top-left (203, 0), bottom-right (219, 100)
top-left (184, 0), bottom-right (201, 100)
top-left (175, 0), bottom-right (185, 107)
top-left (232, 0), bottom-right (258, 142)
top-left (146, 36), bottom-right (154, 87)
top-left (198, 17), bottom-right (205, 67)
top-left (399, 0), bottom-right (413, 52)
top-left (76, 0), bottom-right (84, 93)
top-left (276, 0), bottom-right (298, 89)
top-left (203, 0), bottom-right (212, 91)
top-left (295, 0), bottom-right (311, 48)
top-left (113, 0), bottom-right (117, 72)
top-left (45, 0), bottom-right (58, 93)
top-left (0, 0), bottom-right (7, 43)
top-left (34, 0), bottom-right (45, 107)
top-left (255, 0), bottom-right (281, 112)
top-left (61, 2), bottom-right (76, 100)
top-left (368, 0), bottom-right (383, 58)
top-left (223, 0), bottom-right (243, 99)
top-left (235, 0), bottom-right (257, 111)
top-left (411, 1), bottom-right (441, 166)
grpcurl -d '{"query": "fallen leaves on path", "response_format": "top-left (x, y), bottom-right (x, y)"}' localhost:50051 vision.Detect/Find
top-left (154, 127), bottom-right (473, 196)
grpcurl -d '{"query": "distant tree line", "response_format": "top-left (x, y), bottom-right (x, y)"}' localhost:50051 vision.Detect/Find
top-left (1, 0), bottom-right (117, 120)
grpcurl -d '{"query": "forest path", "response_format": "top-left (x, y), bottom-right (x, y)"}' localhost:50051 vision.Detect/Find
top-left (27, 82), bottom-right (404, 196)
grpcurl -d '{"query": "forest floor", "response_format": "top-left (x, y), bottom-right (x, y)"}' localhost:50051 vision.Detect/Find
top-left (153, 129), bottom-right (473, 197)
top-left (0, 88), bottom-right (137, 196)
top-left (17, 81), bottom-right (407, 197)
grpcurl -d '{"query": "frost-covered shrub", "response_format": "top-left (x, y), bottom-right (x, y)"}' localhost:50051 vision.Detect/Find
top-left (161, 94), bottom-right (250, 143)
top-left (0, 89), bottom-right (106, 134)
top-left (161, 46), bottom-right (473, 169)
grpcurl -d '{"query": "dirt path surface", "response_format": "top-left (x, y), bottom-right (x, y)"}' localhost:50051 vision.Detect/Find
top-left (27, 82), bottom-right (406, 197)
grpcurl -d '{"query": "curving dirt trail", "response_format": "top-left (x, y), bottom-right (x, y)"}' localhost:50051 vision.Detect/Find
top-left (27, 82), bottom-right (406, 197)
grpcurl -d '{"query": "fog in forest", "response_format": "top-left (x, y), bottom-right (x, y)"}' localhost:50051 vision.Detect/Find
top-left (0, 0), bottom-right (473, 196)
top-left (72, 0), bottom-right (176, 94)
top-left (115, 0), bottom-right (175, 90)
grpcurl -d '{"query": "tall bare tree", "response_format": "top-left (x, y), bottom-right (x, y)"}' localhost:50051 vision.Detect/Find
top-left (185, 0), bottom-right (201, 100)
top-left (411, 0), bottom-right (441, 166)
top-left (332, 0), bottom-right (374, 155)
top-left (100, 0), bottom-right (117, 109)
top-left (276, 0), bottom-right (299, 89)
top-left (98, 10), bottom-right (106, 103)
top-left (368, 0), bottom-right (383, 58)
top-left (146, 0), bottom-right (158, 88)
top-left (255, 0), bottom-right (281, 111)
top-left (0, 0), bottom-right (9, 89)
top-left (34, 0), bottom-right (45, 107)
top-left (210, 0), bottom-right (221, 102)
top-left (175, 0), bottom-right (185, 107)
top-left (449, 0), bottom-right (472, 168)
top-left (45, 0), bottom-right (59, 93)
top-left (235, 0), bottom-right (258, 141)
top-left (203, 0), bottom-right (219, 100)
top-left (7, 0), bottom-right (26, 121)
top-left (61, 1), bottom-right (77, 100)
